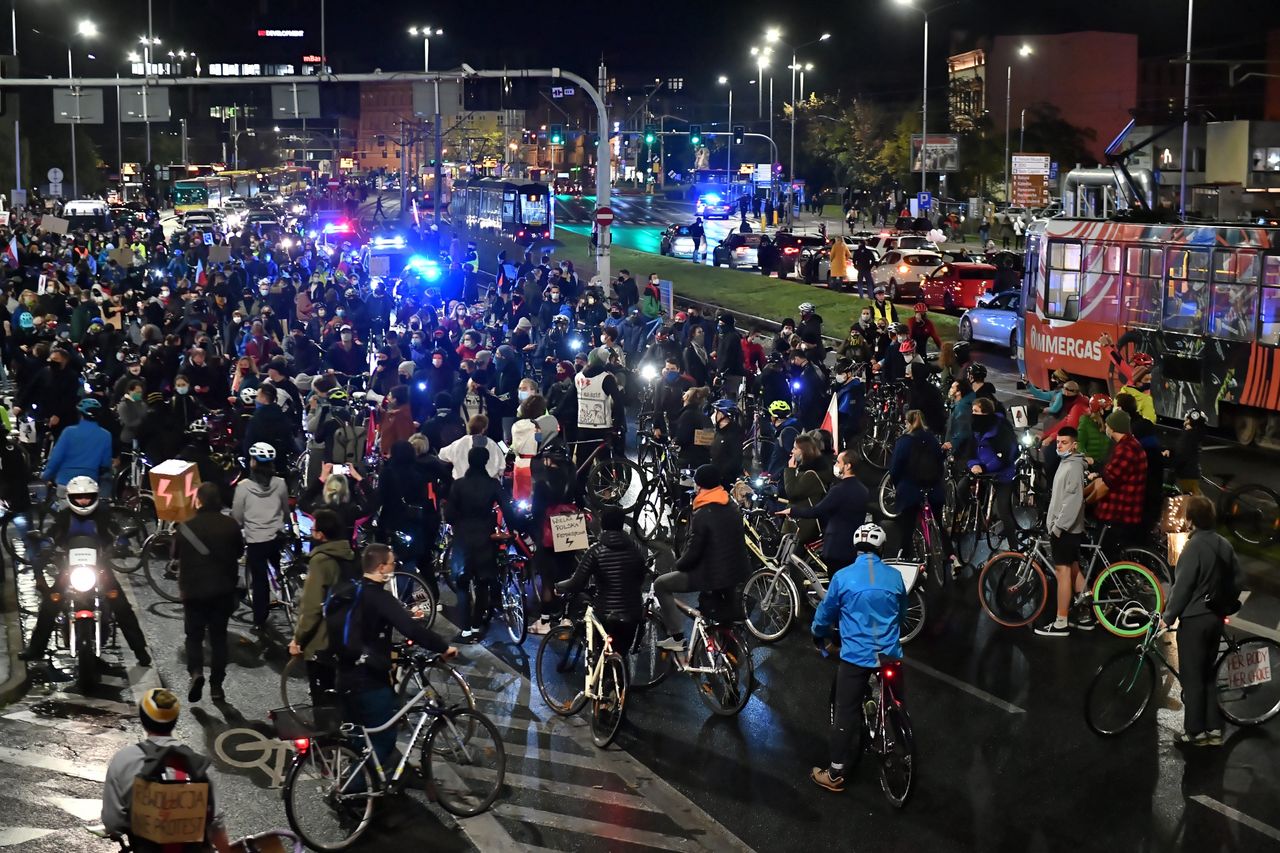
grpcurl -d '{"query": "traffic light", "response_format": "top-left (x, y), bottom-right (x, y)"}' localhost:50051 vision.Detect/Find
top-left (644, 124), bottom-right (656, 145)
top-left (733, 125), bottom-right (745, 145)
top-left (689, 125), bottom-right (701, 146)
top-left (550, 124), bottom-right (564, 145)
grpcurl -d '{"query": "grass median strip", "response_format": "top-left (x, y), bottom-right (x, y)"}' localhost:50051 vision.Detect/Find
top-left (550, 228), bottom-right (958, 340)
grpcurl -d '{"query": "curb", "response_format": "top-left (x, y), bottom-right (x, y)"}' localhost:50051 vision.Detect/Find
top-left (0, 557), bottom-right (29, 706)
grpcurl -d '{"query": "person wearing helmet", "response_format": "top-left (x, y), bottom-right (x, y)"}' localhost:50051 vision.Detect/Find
top-left (809, 521), bottom-right (908, 793)
top-left (101, 688), bottom-right (234, 852)
top-left (967, 362), bottom-right (996, 404)
top-left (654, 464), bottom-right (750, 652)
top-left (797, 303), bottom-right (824, 346)
top-left (1077, 393), bottom-right (1114, 468)
top-left (907, 302), bottom-right (941, 357)
top-left (1164, 408), bottom-right (1208, 494)
top-left (877, 325), bottom-right (910, 383)
top-left (869, 286), bottom-right (898, 327)
top-left (765, 399), bottom-right (801, 480)
top-left (709, 398), bottom-right (745, 487)
top-left (831, 357), bottom-right (866, 446)
top-left (1099, 333), bottom-right (1157, 423)
top-left (232, 440), bottom-right (290, 632)
top-left (19, 475), bottom-right (152, 667)
top-left (40, 397), bottom-right (114, 498)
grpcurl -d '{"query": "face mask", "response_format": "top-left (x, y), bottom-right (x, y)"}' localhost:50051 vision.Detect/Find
top-left (341, 333), bottom-right (353, 342)
top-left (663, 370), bottom-right (679, 384)
top-left (336, 309), bottom-right (346, 317)
top-left (1056, 448), bottom-right (1073, 458)
top-left (833, 465), bottom-right (843, 478)
top-left (432, 358), bottom-right (444, 368)
top-left (376, 359), bottom-right (387, 367)
top-left (518, 389), bottom-right (532, 402)
top-left (233, 315), bottom-right (243, 324)
top-left (128, 366), bottom-right (141, 375)
top-left (837, 373), bottom-right (851, 384)
top-left (175, 386), bottom-right (190, 395)
top-left (412, 338), bottom-right (424, 348)
top-left (160, 290), bottom-right (170, 298)
top-left (861, 315), bottom-right (871, 323)
top-left (130, 391), bottom-right (143, 402)
top-left (972, 414), bottom-right (994, 432)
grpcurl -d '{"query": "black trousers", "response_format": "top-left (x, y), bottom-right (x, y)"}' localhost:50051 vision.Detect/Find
top-left (246, 539), bottom-right (282, 627)
top-left (183, 593), bottom-right (236, 684)
top-left (1178, 613), bottom-right (1224, 735)
top-left (829, 659), bottom-right (906, 772)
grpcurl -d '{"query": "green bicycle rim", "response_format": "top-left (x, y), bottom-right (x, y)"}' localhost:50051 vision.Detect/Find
top-left (1092, 562), bottom-right (1164, 638)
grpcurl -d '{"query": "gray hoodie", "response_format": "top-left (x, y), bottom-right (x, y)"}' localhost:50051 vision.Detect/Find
top-left (1047, 450), bottom-right (1087, 536)
top-left (232, 474), bottom-right (290, 544)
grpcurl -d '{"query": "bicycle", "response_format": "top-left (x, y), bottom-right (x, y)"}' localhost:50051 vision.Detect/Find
top-left (1084, 608), bottom-right (1280, 736)
top-left (534, 598), bottom-right (629, 747)
top-left (632, 588), bottom-right (754, 716)
top-left (280, 650), bottom-right (505, 851)
top-left (824, 648), bottom-right (916, 808)
top-left (1194, 472), bottom-right (1280, 547)
top-left (977, 525), bottom-right (1168, 637)
top-left (567, 432), bottom-right (647, 515)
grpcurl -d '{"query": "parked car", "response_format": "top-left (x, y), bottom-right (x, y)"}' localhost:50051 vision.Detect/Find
top-left (957, 290), bottom-right (1021, 352)
top-left (870, 250), bottom-right (943, 300)
top-left (773, 232), bottom-right (826, 280)
top-left (864, 233), bottom-right (939, 259)
top-left (711, 232), bottom-right (762, 269)
top-left (659, 224), bottom-right (698, 259)
top-left (919, 262), bottom-right (999, 312)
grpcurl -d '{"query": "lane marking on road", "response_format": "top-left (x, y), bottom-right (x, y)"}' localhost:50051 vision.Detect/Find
top-left (455, 765), bottom-right (661, 812)
top-left (0, 827), bottom-right (57, 846)
top-left (496, 803), bottom-right (699, 853)
top-left (904, 658), bottom-right (1027, 715)
top-left (0, 744), bottom-right (106, 782)
top-left (1190, 795), bottom-right (1280, 842)
top-left (1, 709), bottom-right (136, 744)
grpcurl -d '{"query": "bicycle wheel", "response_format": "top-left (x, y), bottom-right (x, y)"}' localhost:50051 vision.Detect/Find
top-left (280, 654), bottom-right (313, 712)
top-left (282, 741), bottom-right (375, 852)
top-left (878, 698), bottom-right (915, 808)
top-left (139, 534), bottom-right (181, 603)
top-left (1216, 637), bottom-right (1280, 726)
top-left (741, 567), bottom-right (797, 643)
top-left (424, 709), bottom-right (506, 817)
top-left (397, 661), bottom-right (478, 753)
top-left (386, 572), bottom-right (437, 634)
top-left (693, 626), bottom-right (753, 717)
top-left (951, 503), bottom-right (977, 567)
top-left (534, 623), bottom-right (587, 715)
top-left (977, 551), bottom-right (1048, 628)
top-left (878, 472), bottom-right (900, 519)
top-left (585, 457), bottom-right (646, 514)
top-left (1084, 649), bottom-right (1157, 736)
top-left (1222, 483), bottom-right (1280, 546)
top-left (499, 569), bottom-right (528, 645)
top-left (912, 527), bottom-right (946, 593)
top-left (1091, 562), bottom-right (1163, 639)
top-left (900, 588), bottom-right (927, 644)
top-left (629, 607), bottom-right (673, 691)
top-left (1117, 547), bottom-right (1172, 587)
top-left (591, 652), bottom-right (628, 748)
top-left (859, 424), bottom-right (892, 471)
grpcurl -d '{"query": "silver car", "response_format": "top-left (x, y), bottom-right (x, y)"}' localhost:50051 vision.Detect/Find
top-left (957, 290), bottom-right (1021, 352)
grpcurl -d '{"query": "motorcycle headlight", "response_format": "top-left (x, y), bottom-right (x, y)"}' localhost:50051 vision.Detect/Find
top-left (69, 565), bottom-right (97, 593)
top-left (640, 364), bottom-right (658, 382)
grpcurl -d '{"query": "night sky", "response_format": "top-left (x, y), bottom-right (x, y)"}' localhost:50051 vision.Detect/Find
top-left (11, 0), bottom-right (1279, 107)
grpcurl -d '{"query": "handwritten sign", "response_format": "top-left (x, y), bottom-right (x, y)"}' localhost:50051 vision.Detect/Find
top-left (1224, 645), bottom-right (1272, 690)
top-left (131, 778), bottom-right (209, 844)
top-left (39, 215), bottom-right (69, 235)
top-left (109, 247), bottom-right (135, 268)
top-left (693, 428), bottom-right (715, 447)
top-left (549, 512), bottom-right (589, 553)
top-left (207, 245), bottom-right (231, 264)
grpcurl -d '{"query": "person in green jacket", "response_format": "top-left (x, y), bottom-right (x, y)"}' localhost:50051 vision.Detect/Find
top-left (782, 433), bottom-right (835, 547)
top-left (289, 509), bottom-right (356, 704)
top-left (1077, 393), bottom-right (1114, 469)
top-left (640, 275), bottom-right (663, 319)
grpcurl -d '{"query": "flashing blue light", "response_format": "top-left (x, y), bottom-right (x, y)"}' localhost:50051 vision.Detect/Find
top-left (791, 381), bottom-right (802, 391)
top-left (570, 339), bottom-right (582, 352)
top-left (702, 193), bottom-right (721, 204)
top-left (372, 235), bottom-right (407, 250)
top-left (417, 382), bottom-right (427, 391)
top-left (407, 254), bottom-right (442, 282)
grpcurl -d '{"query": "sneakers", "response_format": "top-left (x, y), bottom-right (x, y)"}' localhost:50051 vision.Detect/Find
top-left (810, 767), bottom-right (846, 792)
top-left (453, 629), bottom-right (479, 645)
top-left (528, 617), bottom-right (552, 636)
top-left (136, 652), bottom-right (153, 667)
top-left (1179, 730), bottom-right (1223, 747)
top-left (1073, 611), bottom-right (1097, 631)
top-left (657, 636), bottom-right (685, 653)
top-left (1034, 620), bottom-right (1071, 637)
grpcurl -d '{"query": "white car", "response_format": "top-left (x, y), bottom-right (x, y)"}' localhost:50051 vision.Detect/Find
top-left (864, 234), bottom-right (940, 258)
top-left (181, 214), bottom-right (215, 231)
top-left (870, 250), bottom-right (943, 300)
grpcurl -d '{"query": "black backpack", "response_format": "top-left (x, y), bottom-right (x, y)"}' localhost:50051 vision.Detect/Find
top-left (323, 578), bottom-right (367, 666)
top-left (129, 741), bottom-right (214, 853)
top-left (906, 433), bottom-right (943, 485)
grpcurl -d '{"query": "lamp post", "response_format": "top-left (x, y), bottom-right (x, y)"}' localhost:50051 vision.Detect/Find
top-left (408, 25), bottom-right (443, 73)
top-left (1179, 0), bottom-right (1193, 219)
top-left (749, 46), bottom-right (771, 119)
top-left (798, 62), bottom-right (813, 102)
top-left (765, 29), bottom-right (829, 207)
top-left (718, 76), bottom-right (733, 179)
top-left (1002, 43), bottom-right (1033, 203)
top-left (893, 0), bottom-right (961, 198)
top-left (138, 34), bottom-right (161, 163)
top-left (45, 20), bottom-right (97, 199)
top-left (9, 0), bottom-right (21, 190)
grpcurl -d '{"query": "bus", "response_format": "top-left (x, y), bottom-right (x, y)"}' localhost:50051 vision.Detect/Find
top-left (1020, 217), bottom-right (1280, 442)
top-left (450, 180), bottom-right (553, 244)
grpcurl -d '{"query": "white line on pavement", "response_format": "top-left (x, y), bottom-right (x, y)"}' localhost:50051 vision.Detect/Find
top-left (1190, 795), bottom-right (1280, 842)
top-left (903, 658), bottom-right (1027, 715)
top-left (0, 744), bottom-right (106, 782)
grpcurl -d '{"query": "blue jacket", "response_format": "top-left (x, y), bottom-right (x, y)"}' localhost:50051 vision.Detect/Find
top-left (41, 420), bottom-right (114, 486)
top-left (812, 552), bottom-right (907, 668)
top-left (966, 414), bottom-right (1018, 483)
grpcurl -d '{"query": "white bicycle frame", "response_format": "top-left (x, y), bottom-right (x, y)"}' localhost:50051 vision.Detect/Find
top-left (670, 600), bottom-right (729, 676)
top-left (580, 604), bottom-right (616, 702)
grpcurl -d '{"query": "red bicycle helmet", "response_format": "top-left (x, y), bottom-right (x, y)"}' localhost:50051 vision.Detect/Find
top-left (913, 302), bottom-right (928, 313)
top-left (1131, 352), bottom-right (1154, 368)
top-left (899, 339), bottom-right (917, 354)
top-left (1088, 393), bottom-right (1113, 415)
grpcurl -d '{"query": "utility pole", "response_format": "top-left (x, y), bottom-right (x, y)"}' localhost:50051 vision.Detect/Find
top-left (433, 80), bottom-right (443, 225)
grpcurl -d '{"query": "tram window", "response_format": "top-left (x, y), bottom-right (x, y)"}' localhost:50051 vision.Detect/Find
top-left (1261, 256), bottom-right (1280, 346)
top-left (1209, 251), bottom-right (1257, 341)
top-left (1045, 240), bottom-right (1081, 320)
top-left (1102, 245), bottom-right (1122, 275)
top-left (1121, 247), bottom-right (1161, 329)
top-left (1162, 248), bottom-right (1209, 334)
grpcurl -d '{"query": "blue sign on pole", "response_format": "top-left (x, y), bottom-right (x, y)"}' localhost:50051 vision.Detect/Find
top-left (1049, 161), bottom-right (1059, 180)
top-left (917, 191), bottom-right (932, 210)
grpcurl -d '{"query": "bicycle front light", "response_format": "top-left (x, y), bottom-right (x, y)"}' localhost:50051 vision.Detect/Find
top-left (640, 364), bottom-right (658, 382)
top-left (1020, 433), bottom-right (1035, 447)
top-left (69, 565), bottom-right (97, 593)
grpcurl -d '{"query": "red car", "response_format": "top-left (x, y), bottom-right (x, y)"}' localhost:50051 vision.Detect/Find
top-left (920, 262), bottom-right (999, 312)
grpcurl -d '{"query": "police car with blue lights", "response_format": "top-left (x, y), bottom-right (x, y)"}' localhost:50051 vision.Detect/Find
top-left (695, 192), bottom-right (733, 219)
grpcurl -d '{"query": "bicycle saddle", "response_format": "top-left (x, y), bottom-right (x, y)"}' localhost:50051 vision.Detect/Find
top-left (876, 653), bottom-right (903, 671)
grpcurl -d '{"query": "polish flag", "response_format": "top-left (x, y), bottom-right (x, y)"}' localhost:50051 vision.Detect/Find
top-left (820, 392), bottom-right (839, 442)
top-left (195, 258), bottom-right (207, 286)
top-left (3, 236), bottom-right (18, 269)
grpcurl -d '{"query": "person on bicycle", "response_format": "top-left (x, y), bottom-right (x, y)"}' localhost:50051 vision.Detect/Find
top-left (1036, 426), bottom-right (1090, 637)
top-left (101, 688), bottom-right (234, 853)
top-left (789, 349), bottom-right (827, 430)
top-left (764, 399), bottom-right (801, 481)
top-left (331, 544), bottom-right (457, 769)
top-left (1078, 393), bottom-right (1114, 469)
top-left (777, 449), bottom-right (869, 571)
top-left (907, 303), bottom-right (941, 358)
top-left (554, 506), bottom-right (645, 653)
top-left (232, 442), bottom-right (290, 634)
top-left (1087, 409), bottom-right (1147, 548)
top-left (960, 396), bottom-right (1021, 551)
top-left (809, 523), bottom-right (907, 793)
top-left (709, 398), bottom-right (746, 488)
top-left (1164, 408), bottom-right (1207, 495)
top-left (19, 476), bottom-right (152, 667)
top-left (446, 446), bottom-right (518, 644)
top-left (672, 386), bottom-right (713, 469)
top-left (888, 410), bottom-right (952, 564)
top-left (1161, 495), bottom-right (1242, 747)
top-left (40, 397), bottom-right (113, 500)
top-left (783, 433), bottom-right (834, 548)
top-left (655, 464), bottom-right (748, 652)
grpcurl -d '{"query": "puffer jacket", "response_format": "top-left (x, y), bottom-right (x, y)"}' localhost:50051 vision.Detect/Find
top-left (672, 488), bottom-right (748, 590)
top-left (232, 475), bottom-right (290, 544)
top-left (555, 530), bottom-right (645, 622)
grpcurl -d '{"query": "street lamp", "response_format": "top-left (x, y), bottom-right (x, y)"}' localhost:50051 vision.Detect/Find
top-left (750, 45), bottom-right (771, 119)
top-left (407, 25), bottom-right (443, 73)
top-left (764, 28), bottom-right (830, 203)
top-left (139, 34), bottom-right (161, 162)
top-left (892, 0), bottom-right (959, 197)
top-left (1003, 43), bottom-right (1033, 203)
top-left (798, 63), bottom-right (814, 102)
top-left (1179, 0), bottom-right (1194, 219)
top-left (718, 75), bottom-right (733, 179)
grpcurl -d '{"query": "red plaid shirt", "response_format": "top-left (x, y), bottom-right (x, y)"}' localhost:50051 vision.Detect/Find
top-left (1095, 434), bottom-right (1147, 525)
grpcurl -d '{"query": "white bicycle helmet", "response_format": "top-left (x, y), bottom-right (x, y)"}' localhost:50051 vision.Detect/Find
top-left (240, 386), bottom-right (259, 406)
top-left (67, 475), bottom-right (100, 516)
top-left (248, 442), bottom-right (277, 463)
top-left (798, 302), bottom-right (815, 314)
top-left (852, 522), bottom-right (887, 552)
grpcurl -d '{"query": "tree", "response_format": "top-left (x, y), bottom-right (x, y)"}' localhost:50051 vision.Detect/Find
top-left (800, 96), bottom-right (893, 194)
top-left (1018, 102), bottom-right (1096, 178)
top-left (874, 103), bottom-right (920, 191)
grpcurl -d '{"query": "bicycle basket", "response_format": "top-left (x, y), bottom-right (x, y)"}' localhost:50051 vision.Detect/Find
top-left (269, 703), bottom-right (343, 740)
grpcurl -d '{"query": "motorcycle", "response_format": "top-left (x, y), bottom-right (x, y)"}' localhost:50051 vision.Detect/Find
top-left (58, 537), bottom-right (113, 690)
